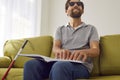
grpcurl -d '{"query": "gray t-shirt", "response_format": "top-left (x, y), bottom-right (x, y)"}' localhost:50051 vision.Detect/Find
top-left (55, 22), bottom-right (99, 72)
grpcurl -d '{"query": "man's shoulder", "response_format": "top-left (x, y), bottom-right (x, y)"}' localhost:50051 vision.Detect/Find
top-left (57, 25), bottom-right (66, 30)
top-left (80, 22), bottom-right (95, 29)
top-left (59, 25), bottom-right (65, 28)
top-left (85, 24), bottom-right (95, 28)
top-left (84, 24), bottom-right (97, 30)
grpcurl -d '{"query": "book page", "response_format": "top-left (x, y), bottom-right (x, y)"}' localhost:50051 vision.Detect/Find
top-left (19, 54), bottom-right (84, 63)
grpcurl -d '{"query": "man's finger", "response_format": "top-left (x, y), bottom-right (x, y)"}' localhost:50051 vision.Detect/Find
top-left (69, 53), bottom-right (74, 60)
top-left (73, 52), bottom-right (79, 60)
top-left (76, 54), bottom-right (82, 61)
top-left (66, 51), bottom-right (71, 60)
top-left (62, 50), bottom-right (66, 59)
top-left (82, 54), bottom-right (87, 62)
top-left (60, 51), bottom-right (63, 59)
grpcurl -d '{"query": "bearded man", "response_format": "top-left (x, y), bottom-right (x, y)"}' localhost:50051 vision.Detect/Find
top-left (24, 0), bottom-right (100, 80)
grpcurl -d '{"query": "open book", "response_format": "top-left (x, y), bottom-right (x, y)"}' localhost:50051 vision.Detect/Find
top-left (19, 54), bottom-right (84, 63)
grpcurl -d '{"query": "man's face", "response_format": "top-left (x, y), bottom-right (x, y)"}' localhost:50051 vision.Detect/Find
top-left (66, 0), bottom-right (84, 18)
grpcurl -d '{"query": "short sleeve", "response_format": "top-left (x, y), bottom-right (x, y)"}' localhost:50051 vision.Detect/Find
top-left (55, 26), bottom-right (62, 41)
top-left (89, 26), bottom-right (99, 42)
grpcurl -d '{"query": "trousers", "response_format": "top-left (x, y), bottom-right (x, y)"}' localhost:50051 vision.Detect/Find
top-left (24, 59), bottom-right (90, 80)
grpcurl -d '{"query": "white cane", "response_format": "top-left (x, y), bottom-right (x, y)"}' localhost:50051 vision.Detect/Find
top-left (2, 40), bottom-right (28, 80)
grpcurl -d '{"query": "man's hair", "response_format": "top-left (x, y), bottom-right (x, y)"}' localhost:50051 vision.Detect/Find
top-left (65, 0), bottom-right (84, 10)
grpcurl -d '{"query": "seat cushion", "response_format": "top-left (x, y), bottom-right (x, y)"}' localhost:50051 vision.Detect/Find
top-left (0, 68), bottom-right (23, 80)
top-left (0, 56), bottom-right (11, 68)
top-left (100, 34), bottom-right (120, 75)
top-left (90, 75), bottom-right (120, 80)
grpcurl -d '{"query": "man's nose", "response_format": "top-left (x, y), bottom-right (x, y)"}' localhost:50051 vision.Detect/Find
top-left (74, 3), bottom-right (78, 7)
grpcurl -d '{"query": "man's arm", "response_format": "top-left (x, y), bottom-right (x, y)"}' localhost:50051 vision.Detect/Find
top-left (82, 41), bottom-right (100, 57)
top-left (52, 40), bottom-right (61, 54)
top-left (52, 40), bottom-right (71, 59)
top-left (69, 41), bottom-right (100, 62)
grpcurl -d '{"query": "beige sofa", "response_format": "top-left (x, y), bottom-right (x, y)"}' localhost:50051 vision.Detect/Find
top-left (0, 34), bottom-right (120, 80)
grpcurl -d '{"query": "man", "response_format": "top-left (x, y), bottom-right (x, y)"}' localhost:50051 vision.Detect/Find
top-left (24, 0), bottom-right (100, 80)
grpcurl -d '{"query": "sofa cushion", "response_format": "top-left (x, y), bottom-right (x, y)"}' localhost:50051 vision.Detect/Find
top-left (90, 75), bottom-right (120, 80)
top-left (3, 36), bottom-right (53, 68)
top-left (0, 68), bottom-right (23, 80)
top-left (0, 56), bottom-right (11, 68)
top-left (100, 34), bottom-right (120, 75)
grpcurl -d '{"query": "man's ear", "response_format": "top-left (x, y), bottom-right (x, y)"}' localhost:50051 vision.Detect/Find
top-left (81, 9), bottom-right (84, 14)
top-left (65, 10), bottom-right (68, 16)
top-left (65, 10), bottom-right (67, 13)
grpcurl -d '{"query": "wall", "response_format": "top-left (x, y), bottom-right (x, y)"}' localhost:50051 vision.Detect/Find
top-left (41, 0), bottom-right (120, 36)
top-left (40, 0), bottom-right (50, 35)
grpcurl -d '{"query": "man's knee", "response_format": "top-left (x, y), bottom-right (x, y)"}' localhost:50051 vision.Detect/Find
top-left (51, 61), bottom-right (72, 73)
top-left (49, 61), bottom-right (73, 80)
top-left (24, 59), bottom-right (41, 70)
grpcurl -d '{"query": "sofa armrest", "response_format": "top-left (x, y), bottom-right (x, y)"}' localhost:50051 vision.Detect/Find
top-left (0, 56), bottom-right (11, 68)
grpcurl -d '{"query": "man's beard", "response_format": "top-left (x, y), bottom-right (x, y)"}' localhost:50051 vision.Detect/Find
top-left (70, 9), bottom-right (82, 18)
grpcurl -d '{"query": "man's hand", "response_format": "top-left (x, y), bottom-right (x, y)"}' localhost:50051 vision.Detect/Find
top-left (69, 50), bottom-right (88, 62)
top-left (55, 49), bottom-right (71, 60)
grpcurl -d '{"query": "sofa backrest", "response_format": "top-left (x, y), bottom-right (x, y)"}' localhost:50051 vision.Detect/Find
top-left (3, 36), bottom-right (53, 68)
top-left (100, 34), bottom-right (120, 75)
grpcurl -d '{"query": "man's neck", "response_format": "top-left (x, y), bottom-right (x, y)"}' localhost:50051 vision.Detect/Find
top-left (69, 18), bottom-right (82, 28)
